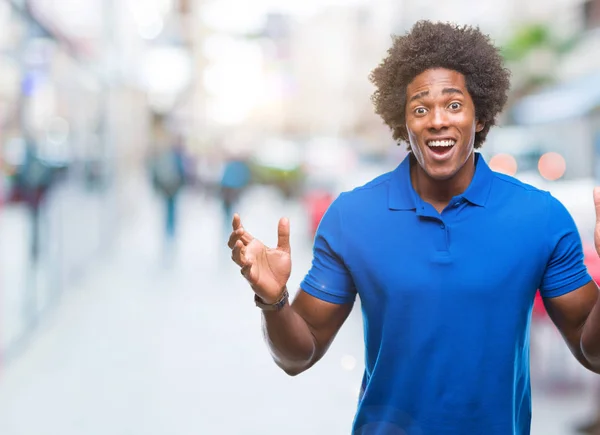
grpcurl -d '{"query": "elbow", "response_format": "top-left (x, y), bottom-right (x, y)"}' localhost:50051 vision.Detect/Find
top-left (582, 353), bottom-right (600, 374)
top-left (277, 360), bottom-right (311, 377)
top-left (282, 367), bottom-right (304, 377)
top-left (271, 344), bottom-right (318, 377)
top-left (581, 332), bottom-right (600, 374)
top-left (582, 356), bottom-right (600, 375)
top-left (275, 357), bottom-right (314, 377)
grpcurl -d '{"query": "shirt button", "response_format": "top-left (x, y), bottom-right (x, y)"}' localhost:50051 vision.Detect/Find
top-left (440, 223), bottom-right (445, 229)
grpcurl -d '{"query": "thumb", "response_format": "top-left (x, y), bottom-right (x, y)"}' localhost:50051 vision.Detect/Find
top-left (277, 217), bottom-right (291, 253)
top-left (595, 188), bottom-right (600, 222)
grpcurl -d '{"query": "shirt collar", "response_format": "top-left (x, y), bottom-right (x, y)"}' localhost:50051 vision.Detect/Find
top-left (388, 152), bottom-right (494, 210)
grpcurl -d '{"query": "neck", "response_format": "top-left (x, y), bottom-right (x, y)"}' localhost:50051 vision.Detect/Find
top-left (410, 152), bottom-right (476, 206)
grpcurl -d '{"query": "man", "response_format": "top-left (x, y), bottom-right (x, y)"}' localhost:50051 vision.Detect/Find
top-left (227, 21), bottom-right (600, 434)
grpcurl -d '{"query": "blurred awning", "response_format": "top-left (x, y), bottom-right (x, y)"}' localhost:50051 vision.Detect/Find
top-left (511, 73), bottom-right (600, 125)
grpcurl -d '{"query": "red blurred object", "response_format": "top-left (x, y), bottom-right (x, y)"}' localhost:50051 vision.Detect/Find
top-left (532, 241), bottom-right (600, 319)
top-left (303, 189), bottom-right (334, 237)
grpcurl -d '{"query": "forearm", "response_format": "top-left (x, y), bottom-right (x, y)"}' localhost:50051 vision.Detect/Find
top-left (261, 301), bottom-right (317, 376)
top-left (581, 289), bottom-right (600, 372)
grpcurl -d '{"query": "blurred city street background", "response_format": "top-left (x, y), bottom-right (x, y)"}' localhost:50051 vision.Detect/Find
top-left (1, 0), bottom-right (600, 434)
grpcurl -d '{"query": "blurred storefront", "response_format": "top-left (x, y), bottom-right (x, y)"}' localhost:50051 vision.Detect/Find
top-left (507, 0), bottom-right (600, 184)
top-left (509, 73), bottom-right (600, 180)
top-left (479, 0), bottom-right (600, 196)
top-left (0, 0), bottom-right (159, 364)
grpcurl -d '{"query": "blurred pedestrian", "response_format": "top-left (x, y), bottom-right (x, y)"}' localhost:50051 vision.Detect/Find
top-left (13, 140), bottom-right (54, 263)
top-left (150, 135), bottom-right (187, 249)
top-left (227, 21), bottom-right (600, 434)
top-left (219, 156), bottom-right (251, 228)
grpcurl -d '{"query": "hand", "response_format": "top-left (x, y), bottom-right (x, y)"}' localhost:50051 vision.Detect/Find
top-left (228, 213), bottom-right (292, 304)
top-left (595, 188), bottom-right (600, 257)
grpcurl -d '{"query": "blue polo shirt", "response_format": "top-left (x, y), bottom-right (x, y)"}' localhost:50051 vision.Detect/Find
top-left (300, 153), bottom-right (592, 435)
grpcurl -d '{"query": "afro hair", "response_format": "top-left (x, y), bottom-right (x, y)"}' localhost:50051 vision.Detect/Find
top-left (369, 21), bottom-right (511, 149)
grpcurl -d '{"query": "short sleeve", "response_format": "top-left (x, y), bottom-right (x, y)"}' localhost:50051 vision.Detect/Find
top-left (300, 195), bottom-right (357, 304)
top-left (539, 193), bottom-right (592, 298)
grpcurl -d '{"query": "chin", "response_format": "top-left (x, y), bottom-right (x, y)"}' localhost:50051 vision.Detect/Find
top-left (424, 165), bottom-right (459, 181)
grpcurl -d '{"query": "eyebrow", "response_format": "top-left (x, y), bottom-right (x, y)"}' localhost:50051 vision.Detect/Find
top-left (408, 88), bottom-right (465, 103)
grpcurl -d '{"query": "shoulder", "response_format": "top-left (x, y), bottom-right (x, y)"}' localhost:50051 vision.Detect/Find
top-left (332, 171), bottom-right (394, 210)
top-left (488, 171), bottom-right (553, 209)
top-left (491, 171), bottom-right (547, 195)
top-left (490, 171), bottom-right (576, 212)
top-left (487, 171), bottom-right (577, 238)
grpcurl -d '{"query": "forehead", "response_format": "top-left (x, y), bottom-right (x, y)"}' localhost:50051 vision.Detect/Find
top-left (406, 68), bottom-right (468, 96)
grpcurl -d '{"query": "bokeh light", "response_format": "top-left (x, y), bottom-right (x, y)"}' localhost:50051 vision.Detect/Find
top-left (538, 152), bottom-right (566, 181)
top-left (489, 153), bottom-right (518, 176)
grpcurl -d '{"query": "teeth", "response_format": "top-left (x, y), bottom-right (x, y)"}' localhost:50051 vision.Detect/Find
top-left (428, 140), bottom-right (455, 147)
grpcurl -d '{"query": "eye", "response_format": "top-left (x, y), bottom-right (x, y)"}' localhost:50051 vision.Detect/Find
top-left (414, 107), bottom-right (427, 115)
top-left (448, 102), bottom-right (462, 110)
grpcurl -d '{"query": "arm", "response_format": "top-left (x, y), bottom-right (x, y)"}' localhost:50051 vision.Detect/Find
top-left (228, 201), bottom-right (355, 376)
top-left (262, 289), bottom-right (354, 376)
top-left (543, 280), bottom-right (600, 373)
top-left (542, 188), bottom-right (600, 374)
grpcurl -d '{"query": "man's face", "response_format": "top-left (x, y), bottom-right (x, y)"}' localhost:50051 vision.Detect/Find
top-left (405, 68), bottom-right (484, 181)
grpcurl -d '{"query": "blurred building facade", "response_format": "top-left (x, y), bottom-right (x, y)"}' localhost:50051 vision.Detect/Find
top-left (2, 0), bottom-right (600, 364)
top-left (0, 0), bottom-right (176, 362)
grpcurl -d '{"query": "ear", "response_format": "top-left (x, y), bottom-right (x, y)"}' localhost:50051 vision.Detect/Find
top-left (475, 120), bottom-right (485, 133)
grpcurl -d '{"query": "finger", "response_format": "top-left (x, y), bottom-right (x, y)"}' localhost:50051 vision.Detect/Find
top-left (227, 228), bottom-right (245, 249)
top-left (240, 228), bottom-right (254, 245)
top-left (277, 217), bottom-right (291, 254)
top-left (229, 214), bottom-right (255, 248)
top-left (227, 227), bottom-right (254, 249)
top-left (231, 240), bottom-right (247, 267)
top-left (232, 213), bottom-right (242, 231)
top-left (594, 188), bottom-right (600, 222)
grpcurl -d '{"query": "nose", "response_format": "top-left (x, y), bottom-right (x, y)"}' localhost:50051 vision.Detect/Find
top-left (428, 106), bottom-right (449, 131)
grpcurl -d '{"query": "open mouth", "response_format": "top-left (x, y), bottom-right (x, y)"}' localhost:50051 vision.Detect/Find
top-left (427, 139), bottom-right (456, 156)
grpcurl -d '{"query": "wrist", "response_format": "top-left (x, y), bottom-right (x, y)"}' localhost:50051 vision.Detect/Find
top-left (255, 287), bottom-right (289, 311)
